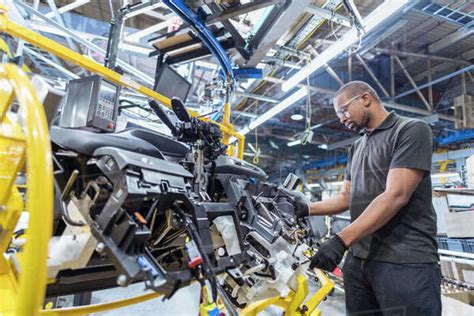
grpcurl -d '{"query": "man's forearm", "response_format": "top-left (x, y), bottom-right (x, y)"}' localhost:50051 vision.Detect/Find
top-left (337, 191), bottom-right (407, 246)
top-left (309, 194), bottom-right (349, 216)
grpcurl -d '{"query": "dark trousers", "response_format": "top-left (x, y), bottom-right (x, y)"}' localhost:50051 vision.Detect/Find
top-left (342, 253), bottom-right (442, 316)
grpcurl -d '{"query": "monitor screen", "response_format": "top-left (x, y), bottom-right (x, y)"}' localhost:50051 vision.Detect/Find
top-left (59, 77), bottom-right (97, 128)
top-left (154, 64), bottom-right (192, 102)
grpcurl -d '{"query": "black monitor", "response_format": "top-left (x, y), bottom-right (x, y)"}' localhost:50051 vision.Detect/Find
top-left (59, 75), bottom-right (120, 132)
top-left (153, 63), bottom-right (192, 102)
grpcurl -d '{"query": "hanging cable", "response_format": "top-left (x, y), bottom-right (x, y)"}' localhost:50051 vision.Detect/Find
top-left (301, 76), bottom-right (312, 145)
top-left (253, 126), bottom-right (260, 164)
top-left (253, 102), bottom-right (260, 164)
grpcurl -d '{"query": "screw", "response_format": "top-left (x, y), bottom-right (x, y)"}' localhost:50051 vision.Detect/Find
top-left (95, 242), bottom-right (105, 253)
top-left (116, 274), bottom-right (128, 287)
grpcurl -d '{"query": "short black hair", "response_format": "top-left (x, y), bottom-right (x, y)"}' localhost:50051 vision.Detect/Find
top-left (334, 81), bottom-right (381, 103)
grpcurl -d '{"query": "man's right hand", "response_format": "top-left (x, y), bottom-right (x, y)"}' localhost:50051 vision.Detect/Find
top-left (293, 191), bottom-right (310, 218)
top-left (279, 187), bottom-right (310, 218)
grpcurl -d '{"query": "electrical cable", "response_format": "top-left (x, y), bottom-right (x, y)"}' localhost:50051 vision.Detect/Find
top-left (253, 104), bottom-right (260, 164)
top-left (172, 205), bottom-right (219, 302)
top-left (301, 76), bottom-right (312, 145)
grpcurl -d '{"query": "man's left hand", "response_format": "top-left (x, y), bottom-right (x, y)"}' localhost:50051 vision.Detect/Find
top-left (309, 235), bottom-right (348, 271)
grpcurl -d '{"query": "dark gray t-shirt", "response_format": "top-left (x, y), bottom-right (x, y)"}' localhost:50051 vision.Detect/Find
top-left (345, 112), bottom-right (438, 263)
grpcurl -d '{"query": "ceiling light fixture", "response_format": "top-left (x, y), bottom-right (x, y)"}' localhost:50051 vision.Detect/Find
top-left (287, 139), bottom-right (302, 147)
top-left (291, 113), bottom-right (304, 121)
top-left (248, 87), bottom-right (308, 130)
top-left (281, 0), bottom-right (409, 92)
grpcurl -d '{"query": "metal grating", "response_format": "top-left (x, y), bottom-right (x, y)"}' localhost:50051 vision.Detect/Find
top-left (24, 43), bottom-right (72, 79)
top-left (414, 1), bottom-right (474, 27)
top-left (288, 0), bottom-right (342, 48)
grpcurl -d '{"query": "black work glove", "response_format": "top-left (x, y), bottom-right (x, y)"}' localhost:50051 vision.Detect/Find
top-left (293, 191), bottom-right (310, 218)
top-left (279, 187), bottom-right (310, 218)
top-left (309, 235), bottom-right (347, 271)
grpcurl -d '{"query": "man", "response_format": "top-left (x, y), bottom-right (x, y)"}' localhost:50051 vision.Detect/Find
top-left (294, 81), bottom-right (441, 315)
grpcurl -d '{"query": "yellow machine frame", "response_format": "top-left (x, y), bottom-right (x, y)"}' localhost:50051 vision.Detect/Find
top-left (241, 271), bottom-right (334, 316)
top-left (0, 63), bottom-right (53, 315)
top-left (0, 3), bottom-right (334, 315)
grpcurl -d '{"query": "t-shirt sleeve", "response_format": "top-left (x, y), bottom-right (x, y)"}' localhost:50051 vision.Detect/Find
top-left (344, 145), bottom-right (353, 181)
top-left (390, 121), bottom-right (433, 172)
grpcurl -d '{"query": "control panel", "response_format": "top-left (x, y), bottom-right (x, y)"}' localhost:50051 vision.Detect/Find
top-left (59, 76), bottom-right (120, 132)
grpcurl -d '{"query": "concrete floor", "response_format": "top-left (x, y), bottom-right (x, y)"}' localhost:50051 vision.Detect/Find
top-left (90, 281), bottom-right (473, 315)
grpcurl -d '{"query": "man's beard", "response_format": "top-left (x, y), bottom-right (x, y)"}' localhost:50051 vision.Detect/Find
top-left (346, 111), bottom-right (369, 133)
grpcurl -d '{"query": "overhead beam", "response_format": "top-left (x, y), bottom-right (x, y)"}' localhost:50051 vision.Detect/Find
top-left (358, 20), bottom-right (407, 56)
top-left (394, 55), bottom-right (432, 110)
top-left (428, 26), bottom-right (474, 53)
top-left (246, 0), bottom-right (312, 67)
top-left (206, 0), bottom-right (280, 24)
top-left (45, 0), bottom-right (78, 51)
top-left (123, 1), bottom-right (164, 19)
top-left (309, 46), bottom-right (344, 86)
top-left (411, 60), bottom-right (455, 83)
top-left (355, 54), bottom-right (390, 98)
top-left (125, 14), bottom-right (174, 42)
top-left (394, 63), bottom-right (474, 100)
top-left (316, 39), bottom-right (471, 65)
top-left (44, 0), bottom-right (90, 18)
top-left (304, 4), bottom-right (351, 27)
top-left (461, 48), bottom-right (474, 61)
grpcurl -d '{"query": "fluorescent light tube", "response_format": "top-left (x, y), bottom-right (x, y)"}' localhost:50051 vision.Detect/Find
top-left (282, 0), bottom-right (408, 92)
top-left (287, 139), bottom-right (302, 147)
top-left (248, 87), bottom-right (308, 129)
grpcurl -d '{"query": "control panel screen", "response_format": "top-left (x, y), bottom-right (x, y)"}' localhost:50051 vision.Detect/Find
top-left (96, 81), bottom-right (118, 121)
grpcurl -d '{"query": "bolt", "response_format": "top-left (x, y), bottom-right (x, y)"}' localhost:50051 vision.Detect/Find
top-left (0, 205), bottom-right (7, 212)
top-left (116, 274), bottom-right (128, 287)
top-left (300, 305), bottom-right (308, 313)
top-left (95, 242), bottom-right (105, 253)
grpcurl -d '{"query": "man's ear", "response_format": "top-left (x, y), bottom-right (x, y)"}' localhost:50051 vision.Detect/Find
top-left (362, 93), bottom-right (372, 108)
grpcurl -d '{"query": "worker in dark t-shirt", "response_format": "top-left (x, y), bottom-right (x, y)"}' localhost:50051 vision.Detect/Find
top-left (293, 81), bottom-right (441, 315)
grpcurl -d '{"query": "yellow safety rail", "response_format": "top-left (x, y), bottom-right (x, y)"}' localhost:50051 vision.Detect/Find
top-left (240, 270), bottom-right (334, 316)
top-left (0, 63), bottom-right (53, 315)
top-left (0, 4), bottom-right (245, 158)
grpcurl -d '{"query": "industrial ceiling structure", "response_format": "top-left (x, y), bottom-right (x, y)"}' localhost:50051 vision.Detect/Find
top-left (5, 0), bottom-right (474, 182)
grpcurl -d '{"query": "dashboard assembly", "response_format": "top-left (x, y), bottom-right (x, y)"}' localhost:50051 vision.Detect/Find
top-left (46, 93), bottom-right (323, 310)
